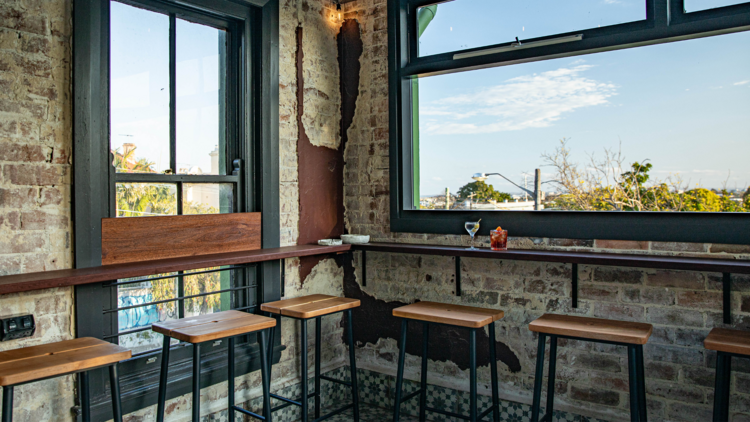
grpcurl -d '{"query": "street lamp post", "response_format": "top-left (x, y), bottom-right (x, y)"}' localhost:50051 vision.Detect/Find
top-left (472, 169), bottom-right (542, 210)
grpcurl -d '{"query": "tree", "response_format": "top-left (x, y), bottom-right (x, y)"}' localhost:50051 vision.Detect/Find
top-left (542, 138), bottom-right (748, 213)
top-left (457, 180), bottom-right (512, 203)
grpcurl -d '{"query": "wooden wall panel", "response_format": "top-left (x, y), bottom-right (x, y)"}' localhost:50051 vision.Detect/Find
top-left (101, 213), bottom-right (262, 265)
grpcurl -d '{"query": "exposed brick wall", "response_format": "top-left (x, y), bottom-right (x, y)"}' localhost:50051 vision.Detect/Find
top-left (339, 1), bottom-right (750, 421)
top-left (0, 0), bottom-right (75, 420)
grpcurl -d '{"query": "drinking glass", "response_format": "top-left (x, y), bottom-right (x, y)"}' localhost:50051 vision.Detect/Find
top-left (465, 221), bottom-right (480, 250)
top-left (491, 229), bottom-right (508, 251)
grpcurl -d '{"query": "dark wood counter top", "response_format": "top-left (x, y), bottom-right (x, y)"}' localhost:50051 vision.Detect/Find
top-left (353, 242), bottom-right (750, 274)
top-left (0, 244), bottom-right (352, 295)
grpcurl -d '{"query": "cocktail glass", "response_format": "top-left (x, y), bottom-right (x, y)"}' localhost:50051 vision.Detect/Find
top-left (465, 221), bottom-right (480, 250)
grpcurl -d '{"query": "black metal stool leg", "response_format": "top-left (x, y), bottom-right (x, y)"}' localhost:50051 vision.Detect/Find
top-left (635, 345), bottom-right (648, 422)
top-left (393, 319), bottom-right (408, 422)
top-left (469, 328), bottom-right (478, 422)
top-left (531, 334), bottom-right (547, 422)
top-left (193, 343), bottom-right (202, 422)
top-left (419, 322), bottom-right (429, 422)
top-left (260, 329), bottom-right (273, 422)
top-left (545, 336), bottom-right (558, 421)
top-left (488, 322), bottom-right (500, 422)
top-left (315, 316), bottom-right (321, 419)
top-left (109, 364), bottom-right (123, 422)
top-left (267, 314), bottom-right (279, 376)
top-left (627, 346), bottom-right (639, 422)
top-left (156, 335), bottom-right (171, 422)
top-left (228, 337), bottom-right (235, 422)
top-left (80, 371), bottom-right (91, 422)
top-left (301, 319), bottom-right (309, 422)
top-left (713, 351), bottom-right (731, 422)
top-left (2, 386), bottom-right (13, 422)
top-left (346, 309), bottom-right (361, 421)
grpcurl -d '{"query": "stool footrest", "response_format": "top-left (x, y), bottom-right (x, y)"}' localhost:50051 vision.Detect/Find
top-left (232, 405), bottom-right (267, 421)
top-left (478, 404), bottom-right (499, 419)
top-left (312, 403), bottom-right (353, 422)
top-left (400, 388), bottom-right (422, 403)
top-left (539, 412), bottom-right (553, 422)
top-left (318, 375), bottom-right (351, 387)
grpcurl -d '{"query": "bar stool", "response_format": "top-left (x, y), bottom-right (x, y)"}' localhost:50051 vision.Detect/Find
top-left (391, 301), bottom-right (504, 422)
top-left (153, 310), bottom-right (276, 422)
top-left (260, 294), bottom-right (361, 422)
top-left (705, 327), bottom-right (750, 421)
top-left (529, 314), bottom-right (653, 422)
top-left (0, 337), bottom-right (131, 422)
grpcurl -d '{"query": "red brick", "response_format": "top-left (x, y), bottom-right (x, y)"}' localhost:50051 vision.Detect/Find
top-left (0, 232), bottom-right (45, 253)
top-left (560, 349), bottom-right (622, 372)
top-left (0, 99), bottom-right (46, 119)
top-left (595, 239), bottom-right (649, 250)
top-left (592, 267), bottom-right (643, 284)
top-left (569, 385), bottom-right (620, 406)
top-left (0, 187), bottom-right (36, 208)
top-left (0, 210), bottom-right (20, 230)
top-left (0, 142), bottom-right (48, 162)
top-left (0, 6), bottom-right (48, 36)
top-left (579, 284), bottom-right (619, 302)
top-left (593, 302), bottom-right (644, 321)
top-left (21, 210), bottom-right (67, 230)
top-left (525, 278), bottom-right (566, 295)
top-left (666, 402), bottom-right (712, 421)
top-left (645, 361), bottom-right (679, 381)
top-left (710, 243), bottom-right (750, 254)
top-left (646, 380), bottom-right (705, 403)
top-left (0, 255), bottom-right (22, 275)
top-left (682, 366), bottom-right (715, 388)
top-left (676, 291), bottom-right (722, 310)
top-left (647, 344), bottom-right (704, 366)
top-left (646, 270), bottom-right (705, 289)
top-left (13, 53), bottom-right (51, 78)
top-left (652, 241), bottom-right (706, 252)
top-left (548, 238), bottom-right (593, 247)
top-left (622, 287), bottom-right (675, 305)
top-left (646, 307), bottom-right (704, 327)
top-left (3, 163), bottom-right (64, 185)
top-left (20, 36), bottom-right (50, 55)
top-left (40, 187), bottom-right (62, 206)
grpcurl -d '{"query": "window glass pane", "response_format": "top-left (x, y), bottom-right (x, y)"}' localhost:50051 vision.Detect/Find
top-left (183, 268), bottom-right (234, 317)
top-left (110, 2), bottom-right (170, 173)
top-left (118, 274), bottom-right (179, 355)
top-left (116, 183), bottom-right (178, 217)
top-left (183, 183), bottom-right (234, 214)
top-left (417, 0), bottom-right (647, 57)
top-left (416, 31), bottom-right (750, 212)
top-left (685, 0), bottom-right (749, 12)
top-left (176, 19), bottom-right (227, 175)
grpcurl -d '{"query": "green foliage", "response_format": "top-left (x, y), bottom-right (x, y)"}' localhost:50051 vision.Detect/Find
top-left (457, 180), bottom-right (512, 203)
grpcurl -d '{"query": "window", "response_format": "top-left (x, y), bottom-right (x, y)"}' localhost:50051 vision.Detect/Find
top-left (73, 0), bottom-right (279, 418)
top-left (389, 0), bottom-right (750, 243)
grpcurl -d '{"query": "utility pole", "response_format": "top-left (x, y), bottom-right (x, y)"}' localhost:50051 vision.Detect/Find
top-left (522, 173), bottom-right (529, 202)
top-left (445, 187), bottom-right (450, 210)
top-left (534, 168), bottom-right (541, 211)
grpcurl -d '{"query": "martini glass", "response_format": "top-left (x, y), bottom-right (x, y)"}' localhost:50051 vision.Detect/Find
top-left (465, 220), bottom-right (480, 250)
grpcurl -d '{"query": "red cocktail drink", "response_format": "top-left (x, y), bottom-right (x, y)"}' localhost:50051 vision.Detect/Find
top-left (490, 230), bottom-right (507, 251)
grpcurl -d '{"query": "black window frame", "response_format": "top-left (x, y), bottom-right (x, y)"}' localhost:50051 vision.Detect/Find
top-left (72, 0), bottom-right (280, 419)
top-left (388, 0), bottom-right (750, 244)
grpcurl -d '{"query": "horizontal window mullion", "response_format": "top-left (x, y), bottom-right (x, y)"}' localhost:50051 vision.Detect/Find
top-left (115, 173), bottom-right (241, 183)
top-left (403, 17), bottom-right (750, 77)
top-left (104, 265), bottom-right (250, 287)
top-left (105, 284), bottom-right (256, 313)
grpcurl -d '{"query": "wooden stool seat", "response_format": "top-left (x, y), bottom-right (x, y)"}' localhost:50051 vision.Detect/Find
top-left (529, 314), bottom-right (653, 345)
top-left (705, 327), bottom-right (750, 355)
top-left (261, 294), bottom-right (360, 319)
top-left (152, 310), bottom-right (276, 344)
top-left (392, 301), bottom-right (504, 328)
top-left (0, 337), bottom-right (130, 387)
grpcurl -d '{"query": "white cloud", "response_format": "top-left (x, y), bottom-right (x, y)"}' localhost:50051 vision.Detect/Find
top-left (603, 0), bottom-right (621, 4)
top-left (735, 80), bottom-right (749, 86)
top-left (421, 65), bottom-right (616, 135)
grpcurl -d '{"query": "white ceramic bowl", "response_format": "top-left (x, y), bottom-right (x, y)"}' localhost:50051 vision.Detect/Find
top-left (340, 234), bottom-right (370, 244)
top-left (318, 239), bottom-right (343, 246)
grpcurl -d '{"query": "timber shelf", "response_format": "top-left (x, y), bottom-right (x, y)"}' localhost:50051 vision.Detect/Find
top-left (351, 242), bottom-right (750, 323)
top-left (0, 244), bottom-right (352, 295)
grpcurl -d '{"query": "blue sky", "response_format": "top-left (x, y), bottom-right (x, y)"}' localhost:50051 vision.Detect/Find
top-left (110, 2), bottom-right (222, 174)
top-left (417, 1), bottom-right (750, 197)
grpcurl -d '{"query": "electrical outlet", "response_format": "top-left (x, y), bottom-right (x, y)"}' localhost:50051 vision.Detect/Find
top-left (0, 314), bottom-right (35, 341)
